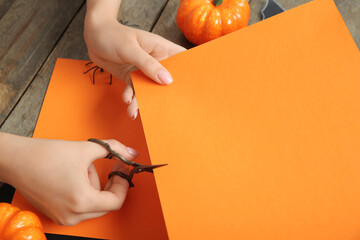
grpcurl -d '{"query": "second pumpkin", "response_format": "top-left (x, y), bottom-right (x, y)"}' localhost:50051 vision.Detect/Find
top-left (177, 0), bottom-right (251, 45)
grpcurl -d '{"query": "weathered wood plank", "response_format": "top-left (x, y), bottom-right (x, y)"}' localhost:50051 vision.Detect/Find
top-left (0, 0), bottom-right (15, 20)
top-left (248, 0), bottom-right (266, 25)
top-left (0, 7), bottom-right (88, 137)
top-left (151, 0), bottom-right (195, 49)
top-left (118, 0), bottom-right (168, 30)
top-left (0, 0), bottom-right (174, 137)
top-left (0, 0), bottom-right (85, 127)
top-left (0, 0), bottom-right (15, 185)
top-left (334, 0), bottom-right (360, 49)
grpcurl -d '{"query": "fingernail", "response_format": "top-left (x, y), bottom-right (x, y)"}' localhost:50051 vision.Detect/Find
top-left (127, 147), bottom-right (139, 157)
top-left (157, 70), bottom-right (173, 84)
top-left (132, 110), bottom-right (138, 120)
top-left (127, 99), bottom-right (132, 104)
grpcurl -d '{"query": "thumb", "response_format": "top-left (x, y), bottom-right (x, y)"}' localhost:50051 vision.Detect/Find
top-left (128, 48), bottom-right (173, 85)
top-left (85, 139), bottom-right (140, 212)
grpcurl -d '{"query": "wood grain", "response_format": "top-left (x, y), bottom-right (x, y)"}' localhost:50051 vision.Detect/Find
top-left (0, 82), bottom-right (15, 114)
top-left (118, 0), bottom-right (168, 30)
top-left (334, 0), bottom-right (360, 49)
top-left (0, 0), bottom-right (84, 127)
top-left (0, 0), bottom-right (14, 20)
top-left (0, 7), bottom-right (88, 137)
top-left (152, 0), bottom-right (196, 49)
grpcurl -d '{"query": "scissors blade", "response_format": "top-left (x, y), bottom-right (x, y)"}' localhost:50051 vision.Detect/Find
top-left (261, 0), bottom-right (285, 20)
top-left (135, 164), bottom-right (168, 174)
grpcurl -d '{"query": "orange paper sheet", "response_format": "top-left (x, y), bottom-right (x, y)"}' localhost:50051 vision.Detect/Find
top-left (12, 59), bottom-right (168, 239)
top-left (132, 0), bottom-right (360, 239)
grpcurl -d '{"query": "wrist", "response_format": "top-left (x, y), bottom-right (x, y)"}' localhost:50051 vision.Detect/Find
top-left (86, 0), bottom-right (121, 23)
top-left (85, 2), bottom-right (121, 40)
top-left (0, 132), bottom-right (15, 184)
top-left (0, 133), bottom-right (32, 187)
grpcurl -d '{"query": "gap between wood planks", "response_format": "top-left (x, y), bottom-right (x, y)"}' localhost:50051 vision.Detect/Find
top-left (0, 0), bottom-right (15, 21)
top-left (0, 1), bottom-right (86, 129)
top-left (150, 0), bottom-right (170, 32)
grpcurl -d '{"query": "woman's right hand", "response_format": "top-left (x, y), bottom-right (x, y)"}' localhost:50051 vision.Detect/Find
top-left (0, 132), bottom-right (139, 226)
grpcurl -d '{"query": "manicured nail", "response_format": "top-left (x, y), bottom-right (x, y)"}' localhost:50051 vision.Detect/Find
top-left (157, 70), bottom-right (173, 84)
top-left (132, 110), bottom-right (138, 120)
top-left (126, 147), bottom-right (139, 157)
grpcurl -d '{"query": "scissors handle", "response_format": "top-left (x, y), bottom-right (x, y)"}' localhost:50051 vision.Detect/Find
top-left (108, 171), bottom-right (135, 188)
top-left (88, 138), bottom-right (140, 167)
top-left (88, 138), bottom-right (168, 188)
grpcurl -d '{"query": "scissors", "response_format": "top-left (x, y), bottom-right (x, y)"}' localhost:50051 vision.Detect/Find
top-left (88, 138), bottom-right (167, 188)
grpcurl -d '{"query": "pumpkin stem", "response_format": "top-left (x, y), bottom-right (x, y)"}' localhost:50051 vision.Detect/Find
top-left (213, 0), bottom-right (223, 6)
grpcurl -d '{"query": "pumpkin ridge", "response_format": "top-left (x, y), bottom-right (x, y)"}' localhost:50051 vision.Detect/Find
top-left (3, 210), bottom-right (43, 239)
top-left (189, 4), bottom-right (213, 43)
top-left (177, 0), bottom-right (211, 31)
top-left (185, 1), bottom-right (212, 24)
top-left (0, 203), bottom-right (45, 240)
top-left (12, 227), bottom-right (47, 240)
top-left (201, 8), bottom-right (222, 43)
top-left (0, 203), bottom-right (20, 238)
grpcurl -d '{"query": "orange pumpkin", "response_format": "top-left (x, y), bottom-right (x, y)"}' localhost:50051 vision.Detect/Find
top-left (177, 0), bottom-right (250, 45)
top-left (0, 203), bottom-right (46, 240)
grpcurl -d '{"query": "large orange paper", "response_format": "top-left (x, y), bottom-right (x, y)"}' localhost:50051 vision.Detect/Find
top-left (132, 0), bottom-right (360, 239)
top-left (12, 59), bottom-right (168, 239)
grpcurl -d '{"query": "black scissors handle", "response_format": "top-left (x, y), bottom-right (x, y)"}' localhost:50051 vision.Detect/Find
top-left (88, 138), bottom-right (167, 188)
top-left (108, 171), bottom-right (135, 188)
top-left (88, 138), bottom-right (140, 167)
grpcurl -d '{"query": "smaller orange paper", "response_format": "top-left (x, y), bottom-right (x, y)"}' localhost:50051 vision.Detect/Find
top-left (12, 59), bottom-right (168, 240)
top-left (132, 0), bottom-right (360, 239)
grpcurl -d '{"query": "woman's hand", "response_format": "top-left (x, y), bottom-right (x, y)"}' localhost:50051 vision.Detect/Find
top-left (84, 2), bottom-right (186, 119)
top-left (0, 133), bottom-right (139, 226)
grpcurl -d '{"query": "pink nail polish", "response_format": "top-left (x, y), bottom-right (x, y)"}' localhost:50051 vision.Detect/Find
top-left (132, 111), bottom-right (138, 120)
top-left (127, 147), bottom-right (139, 157)
top-left (157, 70), bottom-right (173, 84)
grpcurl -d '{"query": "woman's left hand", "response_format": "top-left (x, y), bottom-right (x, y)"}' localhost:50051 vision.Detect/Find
top-left (84, 11), bottom-right (185, 119)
